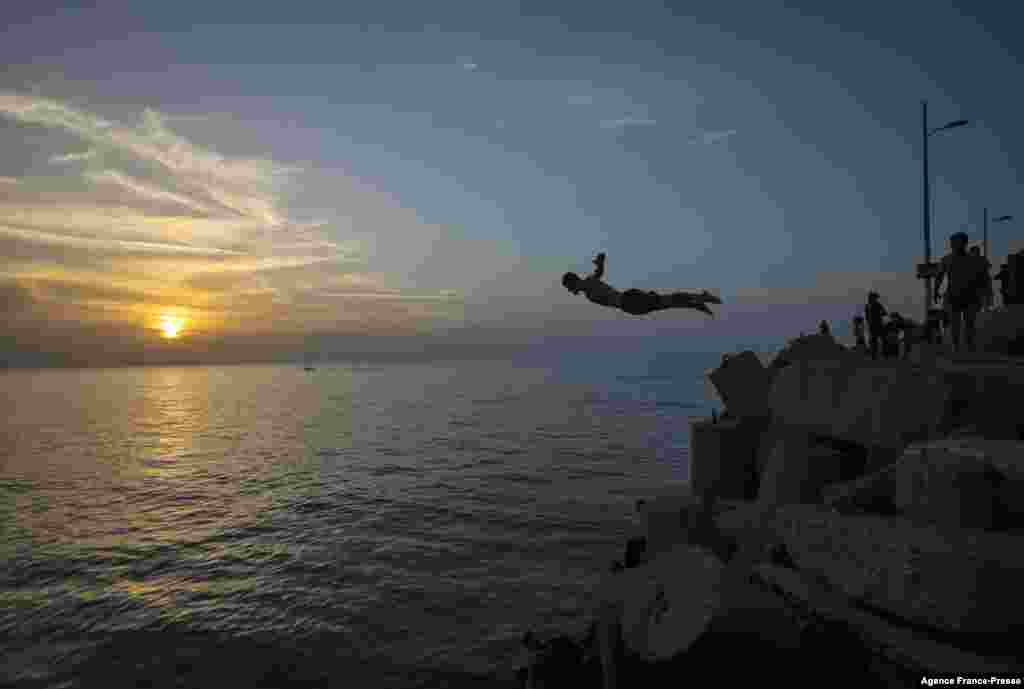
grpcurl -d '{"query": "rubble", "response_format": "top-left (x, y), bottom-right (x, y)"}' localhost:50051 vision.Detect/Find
top-left (522, 337), bottom-right (1024, 687)
top-left (773, 504), bottom-right (1024, 635)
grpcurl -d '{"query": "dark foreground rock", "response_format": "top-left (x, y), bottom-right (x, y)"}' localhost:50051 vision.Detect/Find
top-left (774, 504), bottom-right (1024, 637)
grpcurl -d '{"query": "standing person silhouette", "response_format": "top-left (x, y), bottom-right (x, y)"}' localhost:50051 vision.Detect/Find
top-left (562, 253), bottom-right (721, 316)
top-left (851, 315), bottom-right (867, 353)
top-left (865, 292), bottom-right (887, 360)
top-left (994, 263), bottom-right (1011, 307)
top-left (934, 232), bottom-right (990, 353)
top-left (969, 246), bottom-right (994, 310)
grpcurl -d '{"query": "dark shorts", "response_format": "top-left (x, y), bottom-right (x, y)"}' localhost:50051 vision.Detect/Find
top-left (944, 292), bottom-right (982, 314)
top-left (621, 289), bottom-right (660, 315)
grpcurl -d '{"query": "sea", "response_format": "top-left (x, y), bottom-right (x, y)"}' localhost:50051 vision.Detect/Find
top-left (0, 348), bottom-right (735, 688)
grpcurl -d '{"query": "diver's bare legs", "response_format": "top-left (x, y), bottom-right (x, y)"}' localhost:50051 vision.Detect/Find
top-left (663, 291), bottom-right (720, 316)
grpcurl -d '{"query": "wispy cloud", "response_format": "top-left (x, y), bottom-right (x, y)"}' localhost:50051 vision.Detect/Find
top-left (688, 129), bottom-right (737, 145)
top-left (85, 168), bottom-right (217, 216)
top-left (599, 116), bottom-right (657, 129)
top-left (0, 91), bottom-right (462, 350)
top-left (458, 57), bottom-right (478, 71)
top-left (0, 224), bottom-right (245, 257)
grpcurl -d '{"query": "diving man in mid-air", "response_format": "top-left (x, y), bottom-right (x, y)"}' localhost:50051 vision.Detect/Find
top-left (562, 253), bottom-right (721, 316)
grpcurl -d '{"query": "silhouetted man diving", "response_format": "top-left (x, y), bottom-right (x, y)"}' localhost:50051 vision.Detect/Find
top-left (562, 253), bottom-right (721, 316)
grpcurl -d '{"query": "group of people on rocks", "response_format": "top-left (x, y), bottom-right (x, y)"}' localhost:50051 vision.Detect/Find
top-left (846, 230), bottom-right (1005, 357)
top-left (559, 235), bottom-right (1014, 358)
top-left (849, 302), bottom-right (923, 360)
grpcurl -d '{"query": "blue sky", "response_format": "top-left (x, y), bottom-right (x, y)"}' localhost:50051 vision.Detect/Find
top-left (1, 0), bottom-right (1021, 365)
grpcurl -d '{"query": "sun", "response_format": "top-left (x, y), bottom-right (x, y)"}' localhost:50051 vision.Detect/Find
top-left (160, 316), bottom-right (185, 339)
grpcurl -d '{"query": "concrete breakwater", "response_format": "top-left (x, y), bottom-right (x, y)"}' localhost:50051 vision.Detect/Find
top-left (519, 329), bottom-right (1024, 687)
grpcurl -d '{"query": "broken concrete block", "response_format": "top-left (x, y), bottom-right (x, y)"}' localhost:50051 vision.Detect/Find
top-left (707, 350), bottom-right (772, 419)
top-left (635, 494), bottom-right (694, 562)
top-left (701, 560), bottom-right (803, 650)
top-left (936, 362), bottom-right (1024, 439)
top-left (714, 502), bottom-right (782, 566)
top-left (753, 564), bottom-right (1023, 674)
top-left (615, 546), bottom-right (724, 662)
top-left (770, 358), bottom-right (952, 450)
top-left (913, 438), bottom-right (1024, 529)
top-left (773, 504), bottom-right (1024, 635)
top-left (825, 443), bottom-right (1001, 530)
top-left (975, 305), bottom-right (1024, 355)
top-left (688, 417), bottom-right (765, 502)
top-left (757, 428), bottom-right (845, 506)
top-left (890, 444), bottom-right (999, 530)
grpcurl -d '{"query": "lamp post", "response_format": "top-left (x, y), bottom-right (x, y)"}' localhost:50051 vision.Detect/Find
top-left (921, 100), bottom-right (969, 322)
top-left (986, 213), bottom-right (1013, 311)
top-left (984, 211), bottom-right (1013, 260)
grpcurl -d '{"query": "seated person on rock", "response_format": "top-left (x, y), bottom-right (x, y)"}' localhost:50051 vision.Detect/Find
top-left (562, 253), bottom-right (721, 316)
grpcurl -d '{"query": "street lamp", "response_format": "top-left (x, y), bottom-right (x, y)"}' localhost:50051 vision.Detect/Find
top-left (921, 101), bottom-right (970, 322)
top-left (985, 211), bottom-right (1013, 260)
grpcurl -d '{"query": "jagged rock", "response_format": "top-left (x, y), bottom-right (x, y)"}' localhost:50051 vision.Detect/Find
top-left (772, 333), bottom-right (853, 366)
top-left (757, 428), bottom-right (845, 506)
top-left (770, 357), bottom-right (952, 450)
top-left (773, 504), bottom-right (1024, 635)
top-left (707, 350), bottom-right (772, 419)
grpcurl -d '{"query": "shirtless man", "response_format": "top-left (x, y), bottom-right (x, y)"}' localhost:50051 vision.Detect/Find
top-left (562, 253), bottom-right (721, 316)
top-left (933, 232), bottom-right (991, 352)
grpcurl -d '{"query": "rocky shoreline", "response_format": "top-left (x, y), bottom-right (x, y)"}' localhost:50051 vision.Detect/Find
top-left (518, 315), bottom-right (1024, 688)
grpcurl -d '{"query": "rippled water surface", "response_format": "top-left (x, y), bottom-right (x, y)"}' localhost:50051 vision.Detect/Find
top-left (0, 354), bottom-right (719, 687)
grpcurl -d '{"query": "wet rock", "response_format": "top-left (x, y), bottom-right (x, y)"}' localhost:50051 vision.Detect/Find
top-left (773, 504), bottom-right (1024, 635)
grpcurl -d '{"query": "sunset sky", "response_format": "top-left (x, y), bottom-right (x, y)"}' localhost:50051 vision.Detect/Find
top-left (2, 1), bottom-right (1021, 366)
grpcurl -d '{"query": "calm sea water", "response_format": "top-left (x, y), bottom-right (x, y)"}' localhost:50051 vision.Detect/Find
top-left (0, 351), bottom-right (721, 688)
